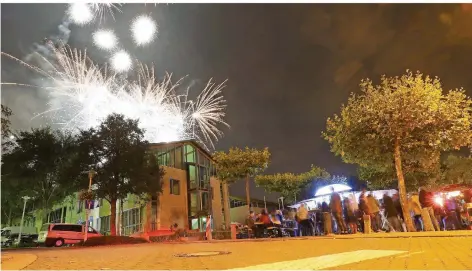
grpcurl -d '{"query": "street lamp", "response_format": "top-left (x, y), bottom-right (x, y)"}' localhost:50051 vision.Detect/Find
top-left (17, 196), bottom-right (31, 246)
top-left (84, 169), bottom-right (96, 242)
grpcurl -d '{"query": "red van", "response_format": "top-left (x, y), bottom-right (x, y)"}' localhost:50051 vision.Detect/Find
top-left (37, 223), bottom-right (102, 247)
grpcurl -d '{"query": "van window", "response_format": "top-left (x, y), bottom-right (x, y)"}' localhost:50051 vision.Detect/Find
top-left (52, 224), bottom-right (82, 232)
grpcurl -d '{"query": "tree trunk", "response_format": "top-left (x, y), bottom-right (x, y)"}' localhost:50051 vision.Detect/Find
top-left (393, 138), bottom-right (416, 232)
top-left (145, 200), bottom-right (151, 234)
top-left (120, 200), bottom-right (124, 235)
top-left (110, 198), bottom-right (117, 236)
top-left (222, 181), bottom-right (231, 229)
top-left (156, 195), bottom-right (161, 230)
top-left (245, 175), bottom-right (251, 211)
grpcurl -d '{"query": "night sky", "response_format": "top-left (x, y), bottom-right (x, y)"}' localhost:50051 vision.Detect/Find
top-left (2, 4), bottom-right (472, 201)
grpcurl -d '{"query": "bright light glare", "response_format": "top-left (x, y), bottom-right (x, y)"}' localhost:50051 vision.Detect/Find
top-left (131, 15), bottom-right (157, 46)
top-left (67, 3), bottom-right (93, 25)
top-left (92, 29), bottom-right (118, 50)
top-left (315, 184), bottom-right (352, 197)
top-left (434, 196), bottom-right (443, 206)
top-left (110, 50), bottom-right (132, 73)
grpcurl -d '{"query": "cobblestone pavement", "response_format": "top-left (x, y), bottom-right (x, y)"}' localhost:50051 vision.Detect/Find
top-left (3, 235), bottom-right (470, 270)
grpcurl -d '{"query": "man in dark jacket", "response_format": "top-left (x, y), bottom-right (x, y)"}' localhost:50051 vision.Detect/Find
top-left (330, 187), bottom-right (348, 234)
top-left (383, 194), bottom-right (402, 232)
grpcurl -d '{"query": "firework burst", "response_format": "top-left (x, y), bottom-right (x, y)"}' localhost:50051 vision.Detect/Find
top-left (67, 3), bottom-right (122, 25)
top-left (1, 44), bottom-right (228, 149)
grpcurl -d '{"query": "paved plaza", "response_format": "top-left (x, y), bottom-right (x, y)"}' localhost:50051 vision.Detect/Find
top-left (2, 233), bottom-right (472, 270)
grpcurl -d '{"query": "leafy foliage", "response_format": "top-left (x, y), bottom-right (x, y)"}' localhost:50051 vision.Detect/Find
top-left (323, 70), bottom-right (472, 231)
top-left (213, 147), bottom-right (270, 209)
top-left (71, 114), bottom-right (164, 235)
top-left (213, 147), bottom-right (271, 183)
top-left (255, 165), bottom-right (330, 203)
top-left (1, 127), bottom-right (80, 215)
top-left (441, 154), bottom-right (472, 185)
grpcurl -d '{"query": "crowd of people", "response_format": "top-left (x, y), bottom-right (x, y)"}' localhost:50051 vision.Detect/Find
top-left (239, 187), bottom-right (472, 238)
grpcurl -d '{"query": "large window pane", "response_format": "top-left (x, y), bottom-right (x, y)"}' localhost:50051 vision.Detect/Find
top-left (201, 192), bottom-right (209, 211)
top-left (188, 165), bottom-right (197, 189)
top-left (175, 147), bottom-right (183, 169)
top-left (190, 192), bottom-right (198, 216)
top-left (185, 145), bottom-right (195, 163)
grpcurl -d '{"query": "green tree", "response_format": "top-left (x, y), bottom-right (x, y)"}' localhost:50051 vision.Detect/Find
top-left (255, 165), bottom-right (330, 203)
top-left (1, 127), bottom-right (79, 222)
top-left (441, 154), bottom-right (472, 185)
top-left (213, 147), bottom-right (271, 211)
top-left (323, 71), bottom-right (472, 232)
top-left (72, 114), bottom-right (163, 236)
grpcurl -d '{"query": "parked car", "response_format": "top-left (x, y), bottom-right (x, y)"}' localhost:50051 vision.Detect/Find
top-left (1, 226), bottom-right (38, 247)
top-left (37, 223), bottom-right (102, 247)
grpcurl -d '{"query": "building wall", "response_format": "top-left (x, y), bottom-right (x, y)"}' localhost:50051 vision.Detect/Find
top-left (210, 176), bottom-right (223, 229)
top-left (158, 166), bottom-right (188, 229)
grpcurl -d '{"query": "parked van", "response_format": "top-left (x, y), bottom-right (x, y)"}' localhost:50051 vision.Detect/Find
top-left (1, 226), bottom-right (38, 247)
top-left (37, 223), bottom-right (102, 247)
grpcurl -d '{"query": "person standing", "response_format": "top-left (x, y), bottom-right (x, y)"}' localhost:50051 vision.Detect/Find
top-left (297, 204), bottom-right (312, 236)
top-left (383, 193), bottom-right (402, 232)
top-left (343, 197), bottom-right (357, 234)
top-left (330, 187), bottom-right (348, 234)
top-left (367, 193), bottom-right (382, 232)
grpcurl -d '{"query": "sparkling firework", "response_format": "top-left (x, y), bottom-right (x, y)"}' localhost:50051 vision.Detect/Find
top-left (1, 45), bottom-right (228, 149)
top-left (67, 3), bottom-right (93, 25)
top-left (67, 3), bottom-right (122, 25)
top-left (110, 50), bottom-right (132, 73)
top-left (93, 29), bottom-right (118, 51)
top-left (131, 15), bottom-right (158, 46)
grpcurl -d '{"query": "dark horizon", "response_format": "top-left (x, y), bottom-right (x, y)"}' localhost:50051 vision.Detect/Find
top-left (2, 4), bottom-right (472, 201)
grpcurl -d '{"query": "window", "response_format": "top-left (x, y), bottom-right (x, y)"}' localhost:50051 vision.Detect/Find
top-left (185, 145), bottom-right (195, 163)
top-left (52, 224), bottom-right (82, 232)
top-left (170, 179), bottom-right (180, 195)
top-left (122, 208), bottom-right (142, 236)
top-left (175, 147), bottom-right (183, 169)
top-left (99, 216), bottom-right (110, 235)
top-left (188, 165), bottom-right (197, 189)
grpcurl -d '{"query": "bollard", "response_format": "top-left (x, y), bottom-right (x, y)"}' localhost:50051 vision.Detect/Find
top-left (230, 223), bottom-right (237, 240)
top-left (323, 212), bottom-right (332, 235)
top-left (421, 208), bottom-right (435, 231)
top-left (363, 215), bottom-right (372, 234)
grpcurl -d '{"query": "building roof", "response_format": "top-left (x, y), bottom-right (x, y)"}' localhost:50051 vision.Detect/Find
top-left (148, 139), bottom-right (214, 162)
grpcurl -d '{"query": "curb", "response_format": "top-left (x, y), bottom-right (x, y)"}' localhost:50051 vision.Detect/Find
top-left (1, 253), bottom-right (37, 270)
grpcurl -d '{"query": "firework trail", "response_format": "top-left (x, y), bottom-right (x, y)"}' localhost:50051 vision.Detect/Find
top-left (2, 45), bottom-right (228, 149)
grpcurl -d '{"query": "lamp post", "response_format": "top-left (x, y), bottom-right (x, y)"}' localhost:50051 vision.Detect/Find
top-left (279, 197), bottom-right (284, 210)
top-left (17, 196), bottom-right (31, 246)
top-left (84, 169), bottom-right (96, 242)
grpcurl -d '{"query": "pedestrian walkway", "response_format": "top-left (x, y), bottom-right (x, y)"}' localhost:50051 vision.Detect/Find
top-left (1, 253), bottom-right (37, 270)
top-left (18, 236), bottom-right (472, 270)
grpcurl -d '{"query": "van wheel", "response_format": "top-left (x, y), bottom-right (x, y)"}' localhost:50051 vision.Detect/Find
top-left (54, 238), bottom-right (64, 247)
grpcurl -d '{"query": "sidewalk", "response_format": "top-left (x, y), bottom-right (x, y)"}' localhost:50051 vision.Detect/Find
top-left (194, 229), bottom-right (472, 244)
top-left (1, 253), bottom-right (37, 270)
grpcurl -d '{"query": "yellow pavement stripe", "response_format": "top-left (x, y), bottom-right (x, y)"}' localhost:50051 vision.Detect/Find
top-left (229, 250), bottom-right (407, 270)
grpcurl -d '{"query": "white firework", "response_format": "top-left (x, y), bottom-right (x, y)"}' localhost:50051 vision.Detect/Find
top-left (93, 29), bottom-right (118, 51)
top-left (67, 3), bottom-right (122, 25)
top-left (90, 3), bottom-right (123, 23)
top-left (110, 50), bottom-right (132, 73)
top-left (67, 3), bottom-right (94, 25)
top-left (1, 45), bottom-right (228, 149)
top-left (131, 15), bottom-right (158, 46)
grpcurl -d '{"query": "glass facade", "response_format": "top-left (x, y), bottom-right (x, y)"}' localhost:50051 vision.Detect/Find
top-left (149, 141), bottom-right (217, 231)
